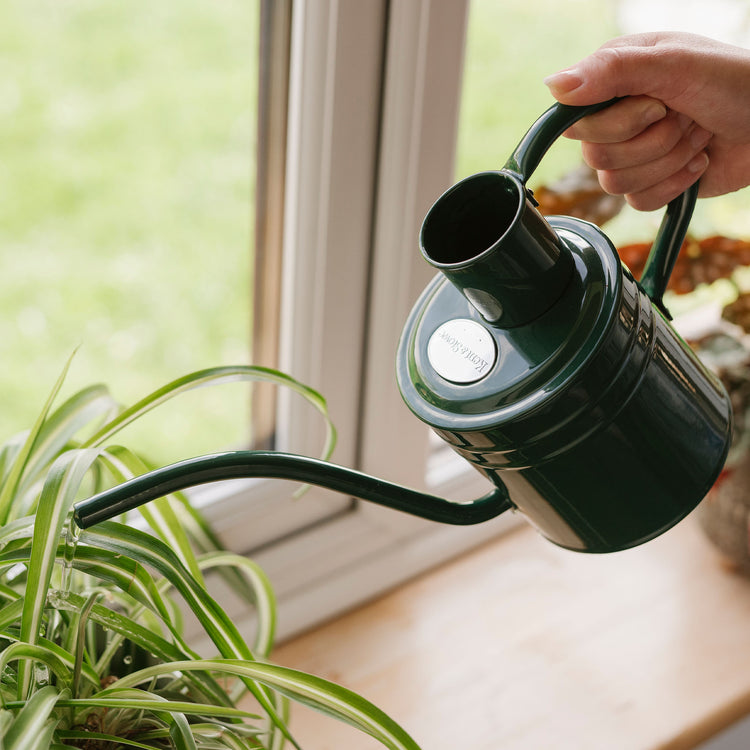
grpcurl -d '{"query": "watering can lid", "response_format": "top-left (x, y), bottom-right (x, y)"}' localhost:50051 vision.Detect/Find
top-left (396, 217), bottom-right (622, 432)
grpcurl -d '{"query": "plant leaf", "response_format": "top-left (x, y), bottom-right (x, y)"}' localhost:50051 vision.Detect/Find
top-left (99, 445), bottom-right (203, 583)
top-left (53, 690), bottom-right (258, 721)
top-left (69, 545), bottom-right (189, 649)
top-left (83, 366), bottom-right (336, 459)
top-left (56, 730), bottom-right (163, 750)
top-left (169, 496), bottom-right (260, 609)
top-left (79, 524), bottom-right (252, 659)
top-left (19, 448), bottom-right (102, 698)
top-left (78, 523), bottom-right (295, 745)
top-left (13, 385), bottom-right (118, 515)
top-left (49, 589), bottom-right (241, 711)
top-left (2, 685), bottom-right (62, 750)
top-left (0, 354), bottom-right (75, 525)
top-left (197, 551), bottom-right (276, 658)
top-left (114, 660), bottom-right (422, 750)
top-left (0, 642), bottom-right (72, 693)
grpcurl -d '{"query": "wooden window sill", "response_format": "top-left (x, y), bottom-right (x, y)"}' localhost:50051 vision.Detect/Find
top-left (273, 518), bottom-right (750, 749)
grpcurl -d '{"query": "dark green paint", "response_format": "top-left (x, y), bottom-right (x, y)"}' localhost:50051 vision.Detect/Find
top-left (73, 450), bottom-right (512, 529)
top-left (74, 101), bottom-right (732, 555)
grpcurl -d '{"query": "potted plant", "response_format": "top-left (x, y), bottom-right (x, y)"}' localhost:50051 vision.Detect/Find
top-left (686, 298), bottom-right (750, 573)
top-left (0, 356), bottom-right (422, 749)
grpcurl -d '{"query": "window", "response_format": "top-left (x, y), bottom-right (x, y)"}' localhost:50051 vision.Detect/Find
top-left (189, 0), bottom-right (635, 638)
top-left (14, 0), bottom-right (744, 640)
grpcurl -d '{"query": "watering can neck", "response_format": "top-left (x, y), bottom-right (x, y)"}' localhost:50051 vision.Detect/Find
top-left (419, 170), bottom-right (577, 328)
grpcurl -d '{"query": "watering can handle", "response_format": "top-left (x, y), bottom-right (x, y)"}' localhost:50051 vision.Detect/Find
top-left (505, 98), bottom-right (699, 318)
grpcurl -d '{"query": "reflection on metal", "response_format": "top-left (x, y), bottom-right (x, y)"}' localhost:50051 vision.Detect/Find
top-left (427, 319), bottom-right (497, 384)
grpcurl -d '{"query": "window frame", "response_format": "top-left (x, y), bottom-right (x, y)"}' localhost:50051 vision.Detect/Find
top-left (196, 0), bottom-right (520, 642)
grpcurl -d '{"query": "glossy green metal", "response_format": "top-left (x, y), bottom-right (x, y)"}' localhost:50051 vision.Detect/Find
top-left (74, 99), bottom-right (732, 555)
top-left (73, 451), bottom-right (512, 529)
top-left (397, 101), bottom-right (732, 552)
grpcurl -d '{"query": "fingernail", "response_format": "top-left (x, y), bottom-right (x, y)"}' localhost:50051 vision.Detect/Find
top-left (688, 151), bottom-right (709, 174)
top-left (544, 68), bottom-right (583, 95)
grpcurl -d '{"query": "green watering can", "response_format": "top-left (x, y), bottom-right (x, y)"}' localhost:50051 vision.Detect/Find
top-left (75, 100), bottom-right (732, 554)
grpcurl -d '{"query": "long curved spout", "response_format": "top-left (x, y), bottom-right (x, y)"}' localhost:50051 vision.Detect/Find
top-left (73, 450), bottom-right (513, 529)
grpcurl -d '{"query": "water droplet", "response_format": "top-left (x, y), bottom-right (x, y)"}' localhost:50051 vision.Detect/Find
top-left (122, 655), bottom-right (133, 665)
top-left (60, 519), bottom-right (81, 593)
top-left (34, 665), bottom-right (50, 688)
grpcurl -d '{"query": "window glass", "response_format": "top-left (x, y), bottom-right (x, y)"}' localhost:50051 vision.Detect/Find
top-left (0, 0), bottom-right (259, 464)
top-left (456, 0), bottom-right (617, 187)
top-left (457, 0), bottom-right (750, 260)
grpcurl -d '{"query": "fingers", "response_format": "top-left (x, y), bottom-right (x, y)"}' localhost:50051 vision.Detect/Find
top-left (543, 31), bottom-right (750, 207)
top-left (560, 96), bottom-right (712, 209)
top-left (564, 96), bottom-right (666, 143)
top-left (581, 110), bottom-right (710, 171)
top-left (543, 34), bottom-right (687, 107)
top-left (591, 115), bottom-right (710, 209)
top-left (595, 134), bottom-right (709, 211)
top-left (618, 152), bottom-right (709, 211)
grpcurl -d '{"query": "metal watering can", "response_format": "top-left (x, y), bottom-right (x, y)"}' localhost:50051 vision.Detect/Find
top-left (74, 100), bottom-right (732, 554)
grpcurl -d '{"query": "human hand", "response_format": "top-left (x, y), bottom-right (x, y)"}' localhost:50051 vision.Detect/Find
top-left (544, 32), bottom-right (750, 210)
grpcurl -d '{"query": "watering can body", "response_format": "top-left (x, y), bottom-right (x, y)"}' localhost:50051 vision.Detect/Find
top-left (396, 209), bottom-right (731, 552)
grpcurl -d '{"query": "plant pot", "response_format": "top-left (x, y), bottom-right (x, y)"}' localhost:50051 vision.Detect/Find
top-left (695, 455), bottom-right (750, 574)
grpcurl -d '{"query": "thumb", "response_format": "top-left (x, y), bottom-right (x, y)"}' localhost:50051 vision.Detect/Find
top-left (544, 41), bottom-right (680, 106)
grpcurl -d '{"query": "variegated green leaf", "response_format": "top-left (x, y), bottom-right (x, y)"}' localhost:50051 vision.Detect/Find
top-left (83, 365), bottom-right (336, 459)
top-left (69, 544), bottom-right (190, 651)
top-left (19, 447), bottom-right (102, 699)
top-left (0, 642), bottom-right (71, 693)
top-left (2, 685), bottom-right (62, 750)
top-left (80, 523), bottom-right (251, 659)
top-left (171, 496), bottom-right (260, 608)
top-left (99, 445), bottom-right (203, 583)
top-left (49, 589), bottom-right (239, 710)
top-left (78, 523), bottom-right (295, 746)
top-left (197, 551), bottom-right (276, 658)
top-left (54, 688), bottom-right (258, 721)
top-left (56, 730), bottom-right (163, 750)
top-left (13, 385), bottom-right (118, 515)
top-left (115, 659), bottom-right (421, 750)
top-left (0, 354), bottom-right (75, 524)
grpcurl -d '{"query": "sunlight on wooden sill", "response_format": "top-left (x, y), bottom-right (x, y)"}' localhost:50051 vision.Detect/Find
top-left (269, 518), bottom-right (750, 750)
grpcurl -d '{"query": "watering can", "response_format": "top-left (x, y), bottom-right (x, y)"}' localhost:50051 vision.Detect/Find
top-left (74, 100), bottom-right (732, 554)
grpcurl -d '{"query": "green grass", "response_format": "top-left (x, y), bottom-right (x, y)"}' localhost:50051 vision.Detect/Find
top-left (0, 0), bottom-right (257, 463)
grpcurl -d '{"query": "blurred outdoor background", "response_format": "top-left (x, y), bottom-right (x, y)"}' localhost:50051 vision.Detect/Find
top-left (2, 0), bottom-right (750, 464)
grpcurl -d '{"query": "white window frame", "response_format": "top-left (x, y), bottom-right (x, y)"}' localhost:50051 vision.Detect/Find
top-left (196, 0), bottom-right (520, 642)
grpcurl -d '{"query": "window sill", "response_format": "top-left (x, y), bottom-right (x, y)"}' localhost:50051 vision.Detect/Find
top-left (272, 516), bottom-right (750, 749)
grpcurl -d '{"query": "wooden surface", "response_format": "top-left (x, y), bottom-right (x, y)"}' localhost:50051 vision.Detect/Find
top-left (273, 518), bottom-right (750, 750)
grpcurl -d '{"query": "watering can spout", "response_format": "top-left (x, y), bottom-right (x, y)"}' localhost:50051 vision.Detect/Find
top-left (72, 450), bottom-right (513, 530)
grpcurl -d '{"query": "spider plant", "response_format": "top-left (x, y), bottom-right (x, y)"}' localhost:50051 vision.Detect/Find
top-left (0, 357), bottom-right (421, 750)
